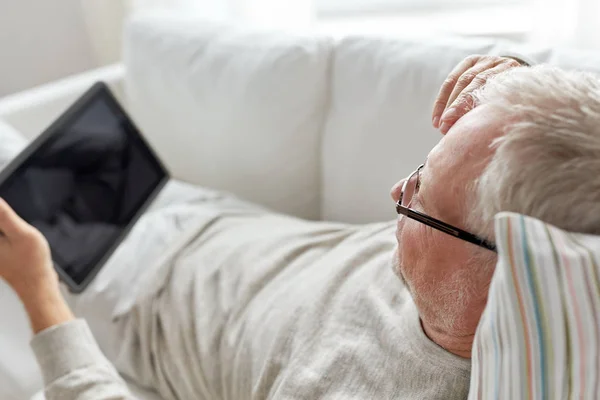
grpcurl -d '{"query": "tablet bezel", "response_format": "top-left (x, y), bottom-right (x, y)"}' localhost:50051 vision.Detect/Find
top-left (0, 82), bottom-right (170, 293)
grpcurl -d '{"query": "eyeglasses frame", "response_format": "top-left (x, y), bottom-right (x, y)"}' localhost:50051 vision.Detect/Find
top-left (395, 164), bottom-right (497, 252)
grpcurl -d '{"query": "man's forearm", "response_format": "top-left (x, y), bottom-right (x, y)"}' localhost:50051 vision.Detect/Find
top-left (17, 280), bottom-right (75, 334)
top-left (19, 281), bottom-right (135, 399)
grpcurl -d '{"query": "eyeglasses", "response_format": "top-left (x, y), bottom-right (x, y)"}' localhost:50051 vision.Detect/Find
top-left (395, 164), bottom-right (497, 252)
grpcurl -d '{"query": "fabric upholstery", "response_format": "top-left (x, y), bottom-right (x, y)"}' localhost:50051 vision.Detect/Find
top-left (124, 13), bottom-right (332, 220)
top-left (470, 212), bottom-right (600, 399)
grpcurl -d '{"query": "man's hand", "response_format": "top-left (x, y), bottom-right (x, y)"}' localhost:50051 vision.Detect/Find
top-left (0, 198), bottom-right (57, 294)
top-left (0, 198), bottom-right (74, 334)
top-left (432, 55), bottom-right (521, 134)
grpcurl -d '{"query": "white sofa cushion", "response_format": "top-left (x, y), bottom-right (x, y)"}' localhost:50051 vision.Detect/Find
top-left (124, 13), bottom-right (333, 220)
top-left (0, 118), bottom-right (26, 165)
top-left (321, 37), bottom-right (499, 223)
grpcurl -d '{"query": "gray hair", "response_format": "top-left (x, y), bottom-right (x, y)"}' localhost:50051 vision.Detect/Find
top-left (467, 65), bottom-right (600, 239)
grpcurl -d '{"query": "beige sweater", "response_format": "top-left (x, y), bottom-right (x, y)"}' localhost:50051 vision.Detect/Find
top-left (31, 207), bottom-right (471, 399)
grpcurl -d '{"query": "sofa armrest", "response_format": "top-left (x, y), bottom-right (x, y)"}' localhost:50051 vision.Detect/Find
top-left (0, 64), bottom-right (125, 140)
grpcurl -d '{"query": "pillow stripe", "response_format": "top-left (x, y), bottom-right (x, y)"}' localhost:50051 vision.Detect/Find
top-left (506, 217), bottom-right (534, 399)
top-left (565, 234), bottom-right (600, 396)
top-left (554, 229), bottom-right (587, 397)
top-left (576, 239), bottom-right (600, 396)
top-left (532, 223), bottom-right (557, 394)
top-left (490, 312), bottom-right (500, 400)
top-left (544, 225), bottom-right (570, 399)
top-left (520, 217), bottom-right (547, 399)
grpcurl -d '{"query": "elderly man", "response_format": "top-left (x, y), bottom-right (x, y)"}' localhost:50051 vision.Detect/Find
top-left (2, 56), bottom-right (599, 399)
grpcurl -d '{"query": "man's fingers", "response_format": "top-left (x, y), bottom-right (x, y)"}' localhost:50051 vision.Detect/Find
top-left (439, 63), bottom-right (516, 134)
top-left (444, 60), bottom-right (499, 112)
top-left (0, 198), bottom-right (29, 238)
top-left (438, 95), bottom-right (476, 134)
top-left (431, 56), bottom-right (479, 128)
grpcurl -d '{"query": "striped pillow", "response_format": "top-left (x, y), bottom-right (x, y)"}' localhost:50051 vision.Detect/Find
top-left (469, 212), bottom-right (600, 399)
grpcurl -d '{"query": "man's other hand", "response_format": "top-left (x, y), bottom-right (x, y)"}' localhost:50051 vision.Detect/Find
top-left (0, 198), bottom-right (57, 298)
top-left (0, 198), bottom-right (75, 334)
top-left (432, 55), bottom-right (521, 134)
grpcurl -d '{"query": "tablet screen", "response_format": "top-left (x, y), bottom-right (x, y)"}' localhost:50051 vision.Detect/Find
top-left (0, 84), bottom-right (168, 289)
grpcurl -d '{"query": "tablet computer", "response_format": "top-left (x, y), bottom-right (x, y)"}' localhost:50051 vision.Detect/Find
top-left (0, 82), bottom-right (169, 293)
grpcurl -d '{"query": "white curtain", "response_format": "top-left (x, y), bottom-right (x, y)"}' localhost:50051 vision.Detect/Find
top-left (531, 0), bottom-right (600, 50)
top-left (81, 0), bottom-right (314, 66)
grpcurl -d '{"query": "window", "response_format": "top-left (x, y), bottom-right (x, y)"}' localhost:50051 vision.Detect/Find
top-left (315, 0), bottom-right (533, 41)
top-left (316, 0), bottom-right (525, 16)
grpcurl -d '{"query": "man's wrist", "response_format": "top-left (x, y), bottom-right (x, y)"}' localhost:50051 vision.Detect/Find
top-left (12, 269), bottom-right (60, 303)
top-left (17, 278), bottom-right (75, 335)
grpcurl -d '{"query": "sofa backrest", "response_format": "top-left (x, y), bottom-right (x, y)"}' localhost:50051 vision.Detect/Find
top-left (124, 13), bottom-right (332, 220)
top-left (124, 12), bottom-right (600, 224)
top-left (321, 37), bottom-right (495, 223)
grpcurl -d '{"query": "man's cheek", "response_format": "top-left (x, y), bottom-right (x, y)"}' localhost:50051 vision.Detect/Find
top-left (398, 223), bottom-right (421, 282)
top-left (396, 214), bottom-right (405, 232)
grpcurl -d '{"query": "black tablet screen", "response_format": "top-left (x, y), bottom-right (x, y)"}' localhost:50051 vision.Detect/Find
top-left (0, 89), bottom-right (166, 286)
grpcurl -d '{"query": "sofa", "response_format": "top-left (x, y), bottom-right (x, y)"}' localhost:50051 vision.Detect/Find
top-left (2, 11), bottom-right (600, 400)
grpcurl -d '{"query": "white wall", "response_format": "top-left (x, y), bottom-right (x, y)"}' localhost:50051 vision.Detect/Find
top-left (81, 0), bottom-right (232, 68)
top-left (0, 0), bottom-right (97, 97)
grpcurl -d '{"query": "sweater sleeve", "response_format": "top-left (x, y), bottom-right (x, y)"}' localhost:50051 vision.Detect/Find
top-left (30, 319), bottom-right (136, 400)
